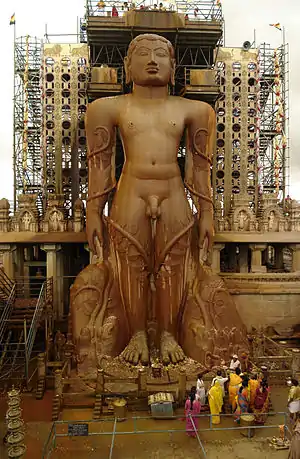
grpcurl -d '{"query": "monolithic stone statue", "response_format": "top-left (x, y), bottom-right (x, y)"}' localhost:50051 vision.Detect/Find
top-left (71, 34), bottom-right (247, 372)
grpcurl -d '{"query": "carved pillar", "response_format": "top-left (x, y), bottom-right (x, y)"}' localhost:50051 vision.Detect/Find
top-left (274, 246), bottom-right (284, 271)
top-left (37, 353), bottom-right (46, 380)
top-left (249, 244), bottom-right (267, 273)
top-left (212, 243), bottom-right (225, 273)
top-left (14, 247), bottom-right (24, 278)
top-left (0, 244), bottom-right (17, 279)
top-left (239, 245), bottom-right (249, 273)
top-left (290, 244), bottom-right (300, 272)
top-left (56, 250), bottom-right (64, 319)
top-left (41, 244), bottom-right (62, 320)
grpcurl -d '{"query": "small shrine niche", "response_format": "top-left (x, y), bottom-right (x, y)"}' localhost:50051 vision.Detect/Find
top-left (42, 195), bottom-right (67, 232)
top-left (258, 194), bottom-right (286, 232)
top-left (42, 207), bottom-right (66, 232)
top-left (290, 199), bottom-right (300, 231)
top-left (0, 198), bottom-right (11, 232)
top-left (229, 195), bottom-right (256, 232)
top-left (13, 194), bottom-right (39, 232)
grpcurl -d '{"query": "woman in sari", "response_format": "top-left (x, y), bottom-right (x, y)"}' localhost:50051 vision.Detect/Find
top-left (208, 380), bottom-right (223, 425)
top-left (228, 368), bottom-right (242, 411)
top-left (249, 374), bottom-right (259, 410)
top-left (196, 373), bottom-right (206, 405)
top-left (288, 418), bottom-right (300, 459)
top-left (234, 380), bottom-right (249, 423)
top-left (185, 386), bottom-right (201, 437)
top-left (288, 379), bottom-right (300, 424)
top-left (253, 380), bottom-right (269, 425)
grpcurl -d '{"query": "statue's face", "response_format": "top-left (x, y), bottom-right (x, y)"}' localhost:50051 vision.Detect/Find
top-left (128, 39), bottom-right (173, 86)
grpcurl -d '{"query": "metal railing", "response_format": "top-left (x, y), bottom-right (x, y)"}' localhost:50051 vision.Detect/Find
top-left (15, 276), bottom-right (46, 299)
top-left (25, 280), bottom-right (48, 379)
top-left (42, 411), bottom-right (289, 459)
top-left (0, 284), bottom-right (16, 343)
top-left (0, 268), bottom-right (15, 302)
top-left (86, 0), bottom-right (223, 22)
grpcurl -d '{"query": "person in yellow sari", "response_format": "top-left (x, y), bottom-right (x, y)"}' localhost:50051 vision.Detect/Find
top-left (249, 374), bottom-right (259, 410)
top-left (228, 368), bottom-right (242, 411)
top-left (208, 380), bottom-right (223, 425)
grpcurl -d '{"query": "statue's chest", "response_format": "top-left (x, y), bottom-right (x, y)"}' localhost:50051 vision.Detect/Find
top-left (119, 106), bottom-right (184, 137)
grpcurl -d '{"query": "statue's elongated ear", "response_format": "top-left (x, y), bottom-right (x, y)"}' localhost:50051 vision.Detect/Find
top-left (170, 58), bottom-right (176, 86)
top-left (124, 56), bottom-right (132, 85)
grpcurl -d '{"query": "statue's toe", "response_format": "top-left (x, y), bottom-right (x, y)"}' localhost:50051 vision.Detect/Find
top-left (132, 351), bottom-right (139, 365)
top-left (162, 350), bottom-right (170, 365)
top-left (140, 348), bottom-right (149, 365)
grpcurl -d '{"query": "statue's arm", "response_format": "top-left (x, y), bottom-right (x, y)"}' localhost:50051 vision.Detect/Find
top-left (85, 98), bottom-right (117, 254)
top-left (185, 102), bottom-right (216, 253)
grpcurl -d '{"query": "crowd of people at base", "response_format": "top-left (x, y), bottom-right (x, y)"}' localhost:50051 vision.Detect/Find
top-left (184, 354), bottom-right (272, 437)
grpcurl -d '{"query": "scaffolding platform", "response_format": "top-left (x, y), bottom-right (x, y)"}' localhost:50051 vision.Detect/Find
top-left (87, 11), bottom-right (223, 46)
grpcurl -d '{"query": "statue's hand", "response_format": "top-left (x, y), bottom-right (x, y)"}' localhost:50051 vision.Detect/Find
top-left (198, 211), bottom-right (214, 263)
top-left (86, 210), bottom-right (104, 256)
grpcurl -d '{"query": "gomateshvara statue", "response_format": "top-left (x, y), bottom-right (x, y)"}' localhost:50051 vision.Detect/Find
top-left (70, 34), bottom-right (248, 374)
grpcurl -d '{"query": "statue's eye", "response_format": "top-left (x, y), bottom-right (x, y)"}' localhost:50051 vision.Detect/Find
top-left (156, 52), bottom-right (167, 57)
top-left (138, 50), bottom-right (149, 56)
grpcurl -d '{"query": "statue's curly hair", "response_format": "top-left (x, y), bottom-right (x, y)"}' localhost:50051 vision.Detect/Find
top-left (126, 33), bottom-right (175, 61)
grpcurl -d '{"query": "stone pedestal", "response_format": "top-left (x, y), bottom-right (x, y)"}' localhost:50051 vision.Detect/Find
top-left (290, 244), bottom-right (300, 272)
top-left (0, 244), bottom-right (17, 279)
top-left (211, 244), bottom-right (225, 273)
top-left (250, 244), bottom-right (267, 273)
top-left (41, 244), bottom-right (63, 320)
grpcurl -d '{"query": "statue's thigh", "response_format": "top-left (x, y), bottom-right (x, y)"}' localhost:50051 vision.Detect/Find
top-left (109, 196), bottom-right (151, 256)
top-left (156, 194), bottom-right (192, 254)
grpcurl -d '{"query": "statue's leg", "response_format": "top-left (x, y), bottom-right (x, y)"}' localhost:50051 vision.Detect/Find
top-left (155, 191), bottom-right (194, 364)
top-left (108, 196), bottom-right (151, 365)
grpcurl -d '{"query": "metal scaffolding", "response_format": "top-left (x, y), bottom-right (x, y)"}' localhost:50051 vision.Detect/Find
top-left (13, 36), bottom-right (43, 212)
top-left (258, 42), bottom-right (289, 200)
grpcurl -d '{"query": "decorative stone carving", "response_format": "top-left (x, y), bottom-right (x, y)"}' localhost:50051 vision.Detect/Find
top-left (229, 195), bottom-right (256, 231)
top-left (13, 194), bottom-right (39, 232)
top-left (290, 199), bottom-right (300, 232)
top-left (42, 196), bottom-right (66, 232)
top-left (73, 198), bottom-right (85, 232)
top-left (0, 198), bottom-right (11, 232)
top-left (258, 194), bottom-right (285, 232)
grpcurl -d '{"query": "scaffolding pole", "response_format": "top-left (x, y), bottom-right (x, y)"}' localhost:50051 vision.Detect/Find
top-left (258, 39), bottom-right (289, 201)
top-left (13, 36), bottom-right (43, 212)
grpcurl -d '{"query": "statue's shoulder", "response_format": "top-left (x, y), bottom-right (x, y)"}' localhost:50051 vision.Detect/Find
top-left (88, 94), bottom-right (124, 111)
top-left (184, 98), bottom-right (215, 116)
top-left (86, 95), bottom-right (127, 123)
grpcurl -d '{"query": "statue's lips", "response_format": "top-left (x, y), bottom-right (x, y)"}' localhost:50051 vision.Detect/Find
top-left (146, 67), bottom-right (159, 74)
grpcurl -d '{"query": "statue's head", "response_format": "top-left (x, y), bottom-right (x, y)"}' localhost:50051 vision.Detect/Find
top-left (124, 33), bottom-right (175, 86)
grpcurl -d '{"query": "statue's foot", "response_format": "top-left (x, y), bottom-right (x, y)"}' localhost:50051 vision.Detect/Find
top-left (160, 331), bottom-right (185, 365)
top-left (121, 331), bottom-right (149, 365)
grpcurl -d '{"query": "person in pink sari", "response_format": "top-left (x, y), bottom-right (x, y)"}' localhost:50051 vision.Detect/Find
top-left (185, 386), bottom-right (201, 437)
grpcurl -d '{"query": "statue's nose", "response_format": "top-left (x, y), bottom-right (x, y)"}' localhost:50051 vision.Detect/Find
top-left (148, 51), bottom-right (158, 64)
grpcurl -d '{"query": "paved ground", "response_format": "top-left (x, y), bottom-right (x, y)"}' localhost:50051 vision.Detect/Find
top-left (0, 386), bottom-right (292, 458)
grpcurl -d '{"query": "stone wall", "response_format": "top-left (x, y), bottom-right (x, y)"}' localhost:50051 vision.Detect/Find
top-left (222, 273), bottom-right (300, 332)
